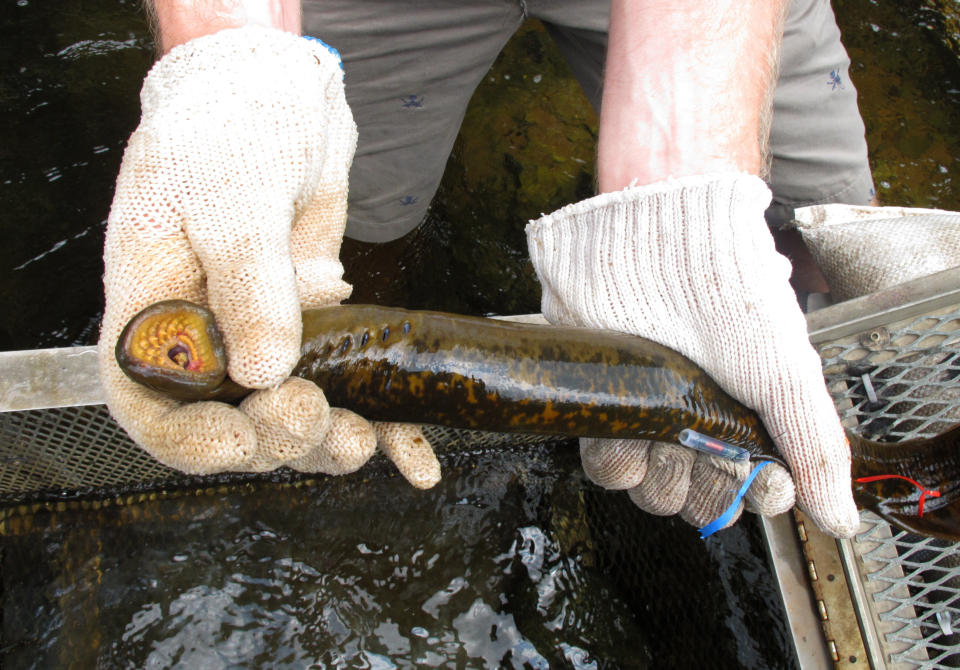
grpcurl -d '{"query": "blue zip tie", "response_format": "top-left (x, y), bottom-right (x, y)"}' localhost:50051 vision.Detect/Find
top-left (302, 35), bottom-right (345, 76)
top-left (698, 460), bottom-right (774, 539)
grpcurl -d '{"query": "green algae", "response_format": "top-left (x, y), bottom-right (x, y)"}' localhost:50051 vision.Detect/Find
top-left (835, 0), bottom-right (960, 209)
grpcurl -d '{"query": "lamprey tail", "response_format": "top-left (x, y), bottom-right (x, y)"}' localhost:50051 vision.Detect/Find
top-left (850, 424), bottom-right (960, 541)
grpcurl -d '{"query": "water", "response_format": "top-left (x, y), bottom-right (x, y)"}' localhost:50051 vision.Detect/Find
top-left (2, 446), bottom-right (794, 668)
top-left (833, 0), bottom-right (960, 208)
top-left (0, 0), bottom-right (151, 350)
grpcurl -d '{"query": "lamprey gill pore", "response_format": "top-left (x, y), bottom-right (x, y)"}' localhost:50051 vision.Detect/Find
top-left (116, 300), bottom-right (960, 541)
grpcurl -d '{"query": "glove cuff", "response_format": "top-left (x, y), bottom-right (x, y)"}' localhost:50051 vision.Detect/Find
top-left (140, 25), bottom-right (346, 122)
top-left (528, 173), bottom-right (770, 235)
top-left (525, 173), bottom-right (776, 333)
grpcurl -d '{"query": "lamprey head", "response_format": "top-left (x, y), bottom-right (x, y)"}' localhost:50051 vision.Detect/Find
top-left (116, 300), bottom-right (229, 401)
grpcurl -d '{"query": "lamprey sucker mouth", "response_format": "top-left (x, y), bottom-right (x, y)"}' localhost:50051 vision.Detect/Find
top-left (116, 300), bottom-right (230, 400)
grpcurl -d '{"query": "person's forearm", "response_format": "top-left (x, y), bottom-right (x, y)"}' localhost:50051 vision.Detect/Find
top-left (597, 0), bottom-right (787, 192)
top-left (148, 0), bottom-right (301, 53)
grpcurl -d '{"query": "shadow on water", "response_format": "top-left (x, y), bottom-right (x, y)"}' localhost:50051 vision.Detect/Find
top-left (2, 1), bottom-right (960, 667)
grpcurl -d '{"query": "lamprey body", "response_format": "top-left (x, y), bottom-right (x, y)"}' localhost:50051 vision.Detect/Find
top-left (117, 301), bottom-right (960, 541)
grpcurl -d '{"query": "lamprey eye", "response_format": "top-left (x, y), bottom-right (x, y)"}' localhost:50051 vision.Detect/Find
top-left (116, 300), bottom-right (229, 400)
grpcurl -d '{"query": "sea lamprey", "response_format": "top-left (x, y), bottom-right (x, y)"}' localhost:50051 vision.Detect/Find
top-left (116, 300), bottom-right (960, 542)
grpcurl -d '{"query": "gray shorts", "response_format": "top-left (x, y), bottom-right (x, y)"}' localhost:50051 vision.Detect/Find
top-left (304, 0), bottom-right (874, 242)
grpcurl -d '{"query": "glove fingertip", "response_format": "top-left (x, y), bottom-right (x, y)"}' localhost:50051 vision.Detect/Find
top-left (288, 408), bottom-right (377, 474)
top-left (240, 377), bottom-right (332, 467)
top-left (778, 429), bottom-right (860, 538)
top-left (628, 484), bottom-right (685, 517)
top-left (375, 423), bottom-right (441, 490)
top-left (224, 314), bottom-right (302, 388)
top-left (681, 498), bottom-right (745, 531)
top-left (203, 261), bottom-right (302, 388)
top-left (579, 438), bottom-right (650, 490)
top-left (744, 462), bottom-right (795, 517)
top-left (626, 442), bottom-right (695, 515)
top-left (799, 492), bottom-right (861, 539)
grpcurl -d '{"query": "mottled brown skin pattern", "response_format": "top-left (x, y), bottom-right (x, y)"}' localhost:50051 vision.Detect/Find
top-left (849, 427), bottom-right (960, 541)
top-left (119, 303), bottom-right (960, 542)
top-left (294, 306), bottom-right (777, 455)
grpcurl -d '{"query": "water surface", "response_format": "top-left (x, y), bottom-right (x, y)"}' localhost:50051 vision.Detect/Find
top-left (2, 446), bottom-right (795, 669)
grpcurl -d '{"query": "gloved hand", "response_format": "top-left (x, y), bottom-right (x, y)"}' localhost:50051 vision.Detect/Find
top-left (526, 173), bottom-right (860, 538)
top-left (99, 26), bottom-right (440, 488)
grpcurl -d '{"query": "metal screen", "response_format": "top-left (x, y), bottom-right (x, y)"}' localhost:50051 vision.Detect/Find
top-left (819, 302), bottom-right (960, 669)
top-left (0, 405), bottom-right (174, 499)
top-left (0, 403), bottom-right (561, 506)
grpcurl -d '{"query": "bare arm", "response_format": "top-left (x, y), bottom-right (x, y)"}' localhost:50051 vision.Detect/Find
top-left (148, 0), bottom-right (302, 53)
top-left (597, 0), bottom-right (787, 192)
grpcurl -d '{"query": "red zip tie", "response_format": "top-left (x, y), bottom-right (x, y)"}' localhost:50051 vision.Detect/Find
top-left (855, 474), bottom-right (941, 517)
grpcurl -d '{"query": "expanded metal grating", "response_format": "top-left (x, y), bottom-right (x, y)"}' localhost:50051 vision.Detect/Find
top-left (819, 304), bottom-right (960, 669)
top-left (821, 308), bottom-right (960, 440)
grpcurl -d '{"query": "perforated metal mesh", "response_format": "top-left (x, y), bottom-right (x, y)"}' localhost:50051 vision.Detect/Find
top-left (819, 304), bottom-right (960, 669)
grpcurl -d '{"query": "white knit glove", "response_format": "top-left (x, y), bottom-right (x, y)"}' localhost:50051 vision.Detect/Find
top-left (526, 174), bottom-right (859, 538)
top-left (99, 26), bottom-right (440, 487)
top-left (794, 204), bottom-right (960, 301)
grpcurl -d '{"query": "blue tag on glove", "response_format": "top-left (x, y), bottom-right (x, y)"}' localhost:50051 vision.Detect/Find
top-left (698, 460), bottom-right (775, 539)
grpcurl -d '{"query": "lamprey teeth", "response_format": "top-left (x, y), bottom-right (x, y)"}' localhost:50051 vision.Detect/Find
top-left (116, 300), bottom-right (233, 400)
top-left (128, 310), bottom-right (213, 372)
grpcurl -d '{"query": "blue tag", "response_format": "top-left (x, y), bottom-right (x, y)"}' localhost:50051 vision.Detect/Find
top-left (698, 460), bottom-right (775, 539)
